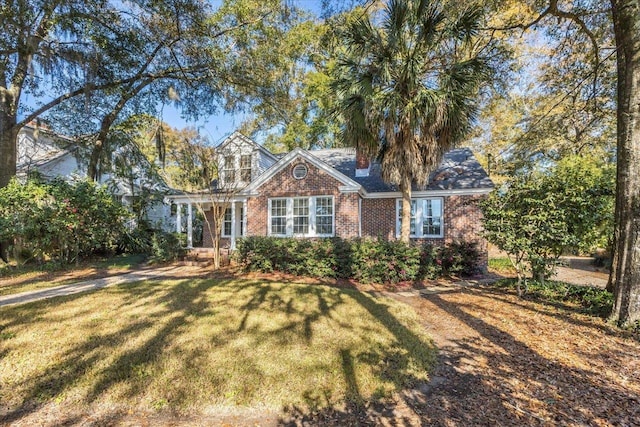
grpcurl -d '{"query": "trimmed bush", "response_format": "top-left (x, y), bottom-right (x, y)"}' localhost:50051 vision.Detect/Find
top-left (235, 237), bottom-right (481, 284)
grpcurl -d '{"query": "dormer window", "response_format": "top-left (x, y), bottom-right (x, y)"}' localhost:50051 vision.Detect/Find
top-left (240, 155), bottom-right (252, 182)
top-left (223, 155), bottom-right (235, 183)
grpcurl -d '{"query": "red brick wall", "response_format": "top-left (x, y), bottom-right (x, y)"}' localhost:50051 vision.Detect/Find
top-left (361, 198), bottom-right (396, 239)
top-left (361, 194), bottom-right (488, 269)
top-left (247, 159), bottom-right (360, 238)
top-left (200, 155), bottom-right (489, 270)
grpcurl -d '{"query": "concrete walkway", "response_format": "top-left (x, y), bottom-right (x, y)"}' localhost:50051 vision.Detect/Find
top-left (552, 256), bottom-right (609, 288)
top-left (489, 245), bottom-right (610, 288)
top-left (0, 265), bottom-right (200, 308)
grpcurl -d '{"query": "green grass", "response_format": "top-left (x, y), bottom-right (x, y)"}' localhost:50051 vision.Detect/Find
top-left (493, 278), bottom-right (613, 317)
top-left (0, 278), bottom-right (435, 416)
top-left (90, 253), bottom-right (147, 270)
top-left (0, 254), bottom-right (147, 297)
top-left (488, 257), bottom-right (517, 274)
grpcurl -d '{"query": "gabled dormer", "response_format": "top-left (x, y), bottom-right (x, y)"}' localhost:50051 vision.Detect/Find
top-left (216, 132), bottom-right (278, 187)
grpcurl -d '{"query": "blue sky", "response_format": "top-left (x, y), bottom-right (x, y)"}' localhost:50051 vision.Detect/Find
top-left (160, 104), bottom-right (250, 146)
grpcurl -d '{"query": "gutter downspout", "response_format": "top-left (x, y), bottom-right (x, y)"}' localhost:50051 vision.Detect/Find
top-left (358, 197), bottom-right (362, 238)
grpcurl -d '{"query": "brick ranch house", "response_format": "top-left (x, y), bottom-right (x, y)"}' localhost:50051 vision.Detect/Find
top-left (166, 132), bottom-right (494, 266)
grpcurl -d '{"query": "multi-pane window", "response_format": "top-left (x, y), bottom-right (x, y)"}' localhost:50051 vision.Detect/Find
top-left (223, 207), bottom-right (232, 236)
top-left (315, 197), bottom-right (333, 235)
top-left (221, 206), bottom-right (243, 237)
top-left (293, 198), bottom-right (309, 234)
top-left (422, 199), bottom-right (442, 236)
top-left (223, 155), bottom-right (235, 184)
top-left (397, 198), bottom-right (443, 238)
top-left (240, 155), bottom-right (252, 182)
top-left (270, 199), bottom-right (287, 235)
top-left (269, 196), bottom-right (334, 237)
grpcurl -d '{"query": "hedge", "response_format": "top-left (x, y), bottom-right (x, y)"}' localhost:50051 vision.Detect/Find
top-left (234, 236), bottom-right (481, 284)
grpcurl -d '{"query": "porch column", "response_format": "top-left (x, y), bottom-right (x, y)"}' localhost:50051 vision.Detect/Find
top-left (176, 203), bottom-right (182, 233)
top-left (187, 203), bottom-right (193, 248)
top-left (230, 202), bottom-right (236, 250)
top-left (242, 199), bottom-right (248, 237)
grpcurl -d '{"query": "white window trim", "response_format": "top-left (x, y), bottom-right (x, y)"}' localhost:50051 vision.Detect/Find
top-left (268, 198), bottom-right (288, 236)
top-left (268, 196), bottom-right (335, 237)
top-left (221, 207), bottom-right (232, 237)
top-left (396, 197), bottom-right (444, 238)
top-left (240, 154), bottom-right (252, 182)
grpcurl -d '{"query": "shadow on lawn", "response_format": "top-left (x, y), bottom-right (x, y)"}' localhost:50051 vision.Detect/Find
top-left (1, 275), bottom-right (439, 425)
top-left (0, 255), bottom-right (148, 296)
top-left (0, 277), bottom-right (224, 425)
top-left (281, 287), bottom-right (640, 426)
top-left (280, 290), bottom-right (437, 426)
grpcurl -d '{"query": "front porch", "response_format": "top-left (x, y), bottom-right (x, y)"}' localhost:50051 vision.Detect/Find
top-left (181, 247), bottom-right (232, 267)
top-left (171, 196), bottom-right (247, 250)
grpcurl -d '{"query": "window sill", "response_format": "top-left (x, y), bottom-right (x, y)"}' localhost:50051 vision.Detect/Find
top-left (396, 234), bottom-right (444, 239)
top-left (269, 234), bottom-right (335, 238)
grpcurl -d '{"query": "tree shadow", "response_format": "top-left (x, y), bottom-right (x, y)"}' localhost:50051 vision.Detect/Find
top-left (0, 277), bottom-right (218, 424)
top-left (279, 290), bottom-right (437, 426)
top-left (475, 285), bottom-right (625, 338)
top-left (408, 291), bottom-right (640, 425)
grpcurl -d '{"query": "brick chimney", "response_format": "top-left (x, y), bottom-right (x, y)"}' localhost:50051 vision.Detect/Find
top-left (355, 148), bottom-right (370, 177)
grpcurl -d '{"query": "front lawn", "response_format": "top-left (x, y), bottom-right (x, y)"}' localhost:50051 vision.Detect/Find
top-left (0, 277), bottom-right (435, 420)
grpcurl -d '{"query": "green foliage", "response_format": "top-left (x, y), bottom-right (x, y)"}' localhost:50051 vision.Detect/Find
top-left (118, 226), bottom-right (154, 254)
top-left (494, 279), bottom-right (613, 318)
top-left (550, 155), bottom-right (615, 253)
top-left (481, 156), bottom-right (614, 284)
top-left (437, 241), bottom-right (482, 277)
top-left (349, 239), bottom-right (421, 284)
top-left (0, 177), bottom-right (130, 264)
top-left (235, 237), bottom-right (481, 284)
top-left (332, 0), bottom-right (492, 241)
top-left (149, 232), bottom-right (184, 264)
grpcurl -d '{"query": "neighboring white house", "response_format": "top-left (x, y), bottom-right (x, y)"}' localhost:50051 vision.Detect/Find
top-left (16, 123), bottom-right (171, 228)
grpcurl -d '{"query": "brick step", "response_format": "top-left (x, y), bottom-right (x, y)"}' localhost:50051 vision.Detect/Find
top-left (185, 248), bottom-right (222, 259)
top-left (179, 259), bottom-right (213, 267)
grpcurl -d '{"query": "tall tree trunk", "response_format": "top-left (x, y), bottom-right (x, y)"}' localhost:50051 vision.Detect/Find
top-left (610, 0), bottom-right (640, 327)
top-left (0, 90), bottom-right (20, 263)
top-left (1, 9), bottom-right (53, 188)
top-left (0, 110), bottom-right (18, 188)
top-left (399, 176), bottom-right (412, 243)
top-left (87, 104), bottom-right (124, 180)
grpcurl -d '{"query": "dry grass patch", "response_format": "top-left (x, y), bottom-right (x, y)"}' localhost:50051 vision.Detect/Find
top-left (0, 277), bottom-right (435, 421)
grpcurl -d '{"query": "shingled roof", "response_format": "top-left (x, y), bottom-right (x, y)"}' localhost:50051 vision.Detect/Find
top-left (310, 147), bottom-right (493, 193)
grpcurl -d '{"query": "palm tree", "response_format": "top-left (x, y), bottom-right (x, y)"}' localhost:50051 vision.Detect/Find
top-left (334, 0), bottom-right (490, 242)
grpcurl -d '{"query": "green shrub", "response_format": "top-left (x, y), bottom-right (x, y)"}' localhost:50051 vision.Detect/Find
top-left (0, 177), bottom-right (130, 264)
top-left (418, 244), bottom-right (442, 279)
top-left (118, 226), bottom-right (153, 254)
top-left (437, 241), bottom-right (481, 276)
top-left (150, 231), bottom-right (184, 263)
top-left (494, 279), bottom-right (613, 317)
top-left (235, 237), bottom-right (480, 284)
